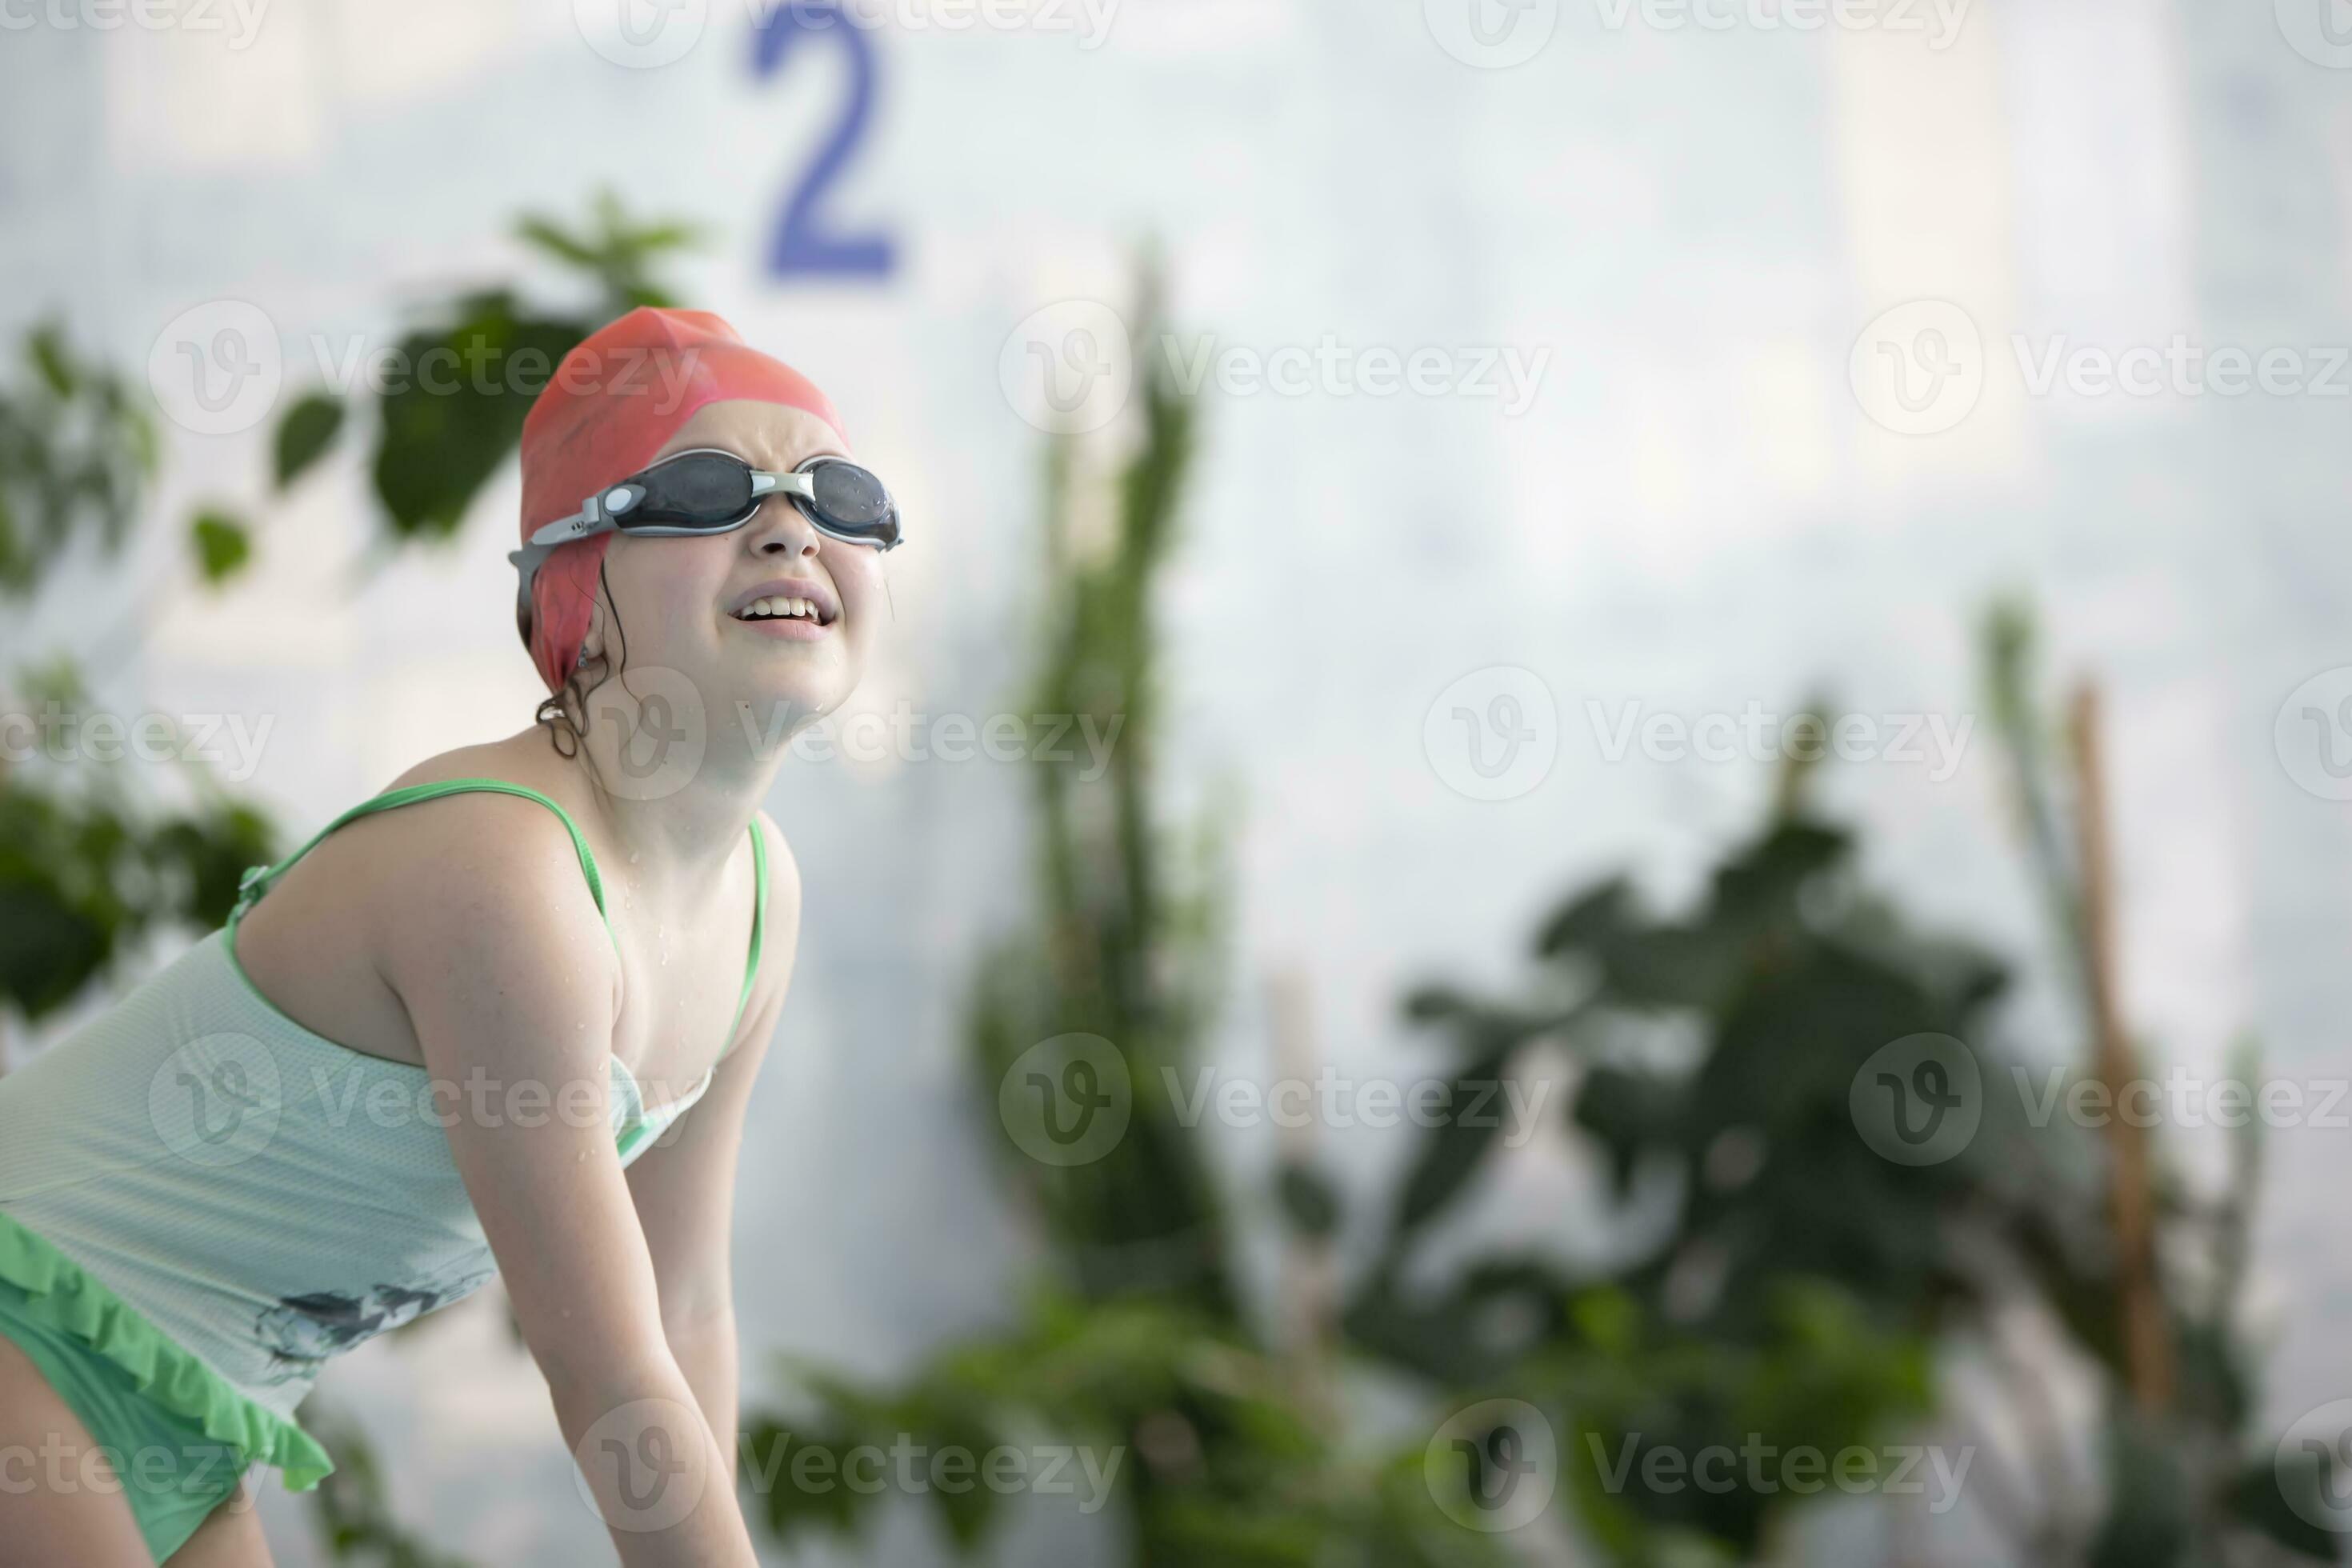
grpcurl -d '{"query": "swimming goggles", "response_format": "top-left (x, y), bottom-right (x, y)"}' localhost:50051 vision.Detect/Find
top-left (510, 449), bottom-right (902, 642)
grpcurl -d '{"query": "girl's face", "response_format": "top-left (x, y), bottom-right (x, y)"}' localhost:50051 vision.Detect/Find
top-left (589, 398), bottom-right (885, 734)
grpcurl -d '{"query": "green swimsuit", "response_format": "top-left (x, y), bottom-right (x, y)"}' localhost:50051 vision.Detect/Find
top-left (0, 778), bottom-right (766, 1562)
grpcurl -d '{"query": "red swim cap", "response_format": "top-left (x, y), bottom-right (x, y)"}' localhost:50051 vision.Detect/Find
top-left (517, 307), bottom-right (846, 693)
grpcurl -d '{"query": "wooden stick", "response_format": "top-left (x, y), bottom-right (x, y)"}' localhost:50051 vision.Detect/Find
top-left (2070, 683), bottom-right (2173, 1413)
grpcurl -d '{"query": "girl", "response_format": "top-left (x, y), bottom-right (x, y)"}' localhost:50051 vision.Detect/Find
top-left (0, 307), bottom-right (902, 1566)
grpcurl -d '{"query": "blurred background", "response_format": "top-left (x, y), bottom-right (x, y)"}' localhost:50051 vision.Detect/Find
top-left (7, 0), bottom-right (2352, 1562)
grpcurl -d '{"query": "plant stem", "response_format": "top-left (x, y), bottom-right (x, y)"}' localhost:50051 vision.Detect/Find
top-left (2069, 683), bottom-right (2172, 1415)
top-left (1267, 964), bottom-right (1336, 1428)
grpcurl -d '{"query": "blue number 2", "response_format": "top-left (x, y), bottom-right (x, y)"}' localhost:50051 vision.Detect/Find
top-left (754, 2), bottom-right (897, 279)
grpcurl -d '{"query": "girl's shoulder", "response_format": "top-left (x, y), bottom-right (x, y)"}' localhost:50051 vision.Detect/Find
top-left (340, 749), bottom-right (618, 968)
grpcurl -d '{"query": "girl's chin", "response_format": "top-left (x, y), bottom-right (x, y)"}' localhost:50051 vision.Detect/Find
top-left (734, 676), bottom-right (849, 733)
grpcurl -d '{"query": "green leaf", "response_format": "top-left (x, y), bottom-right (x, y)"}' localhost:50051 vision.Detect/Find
top-left (2230, 1448), bottom-right (2344, 1560)
top-left (514, 192), bottom-right (702, 319)
top-left (739, 1421), bottom-right (877, 1542)
top-left (1572, 1066), bottom-right (1682, 1196)
top-left (1536, 877), bottom-right (1638, 958)
top-left (1392, 1053), bottom-right (1514, 1235)
top-left (1706, 818), bottom-right (1850, 927)
top-left (0, 319), bottom-right (154, 595)
top-left (0, 783), bottom-right (276, 1023)
top-left (1401, 983), bottom-right (1482, 1025)
top-left (190, 510), bottom-right (252, 584)
top-left (368, 296), bottom-right (587, 541)
top-left (274, 392), bottom-right (346, 488)
top-left (0, 882), bottom-right (112, 1019)
top-left (623, 222), bottom-right (702, 253)
top-left (2086, 1414), bottom-right (2193, 1568)
top-left (513, 216), bottom-right (601, 270)
top-left (28, 321), bottom-right (74, 398)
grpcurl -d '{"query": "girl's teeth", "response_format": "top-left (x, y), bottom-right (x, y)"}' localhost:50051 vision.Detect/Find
top-left (737, 595), bottom-right (823, 622)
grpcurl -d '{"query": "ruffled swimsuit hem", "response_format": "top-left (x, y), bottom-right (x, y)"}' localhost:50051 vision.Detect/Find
top-left (0, 1210), bottom-right (334, 1490)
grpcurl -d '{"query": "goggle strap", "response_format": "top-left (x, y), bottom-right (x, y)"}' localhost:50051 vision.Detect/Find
top-left (526, 504), bottom-right (598, 549)
top-left (526, 482), bottom-right (658, 549)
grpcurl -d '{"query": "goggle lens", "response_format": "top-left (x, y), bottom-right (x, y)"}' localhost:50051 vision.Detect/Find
top-left (634, 452), bottom-right (756, 529)
top-left (805, 458), bottom-right (894, 537)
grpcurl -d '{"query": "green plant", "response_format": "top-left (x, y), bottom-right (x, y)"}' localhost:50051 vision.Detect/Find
top-left (0, 321), bottom-right (155, 593)
top-left (1977, 602), bottom-right (2333, 1566)
top-left (0, 332), bottom-right (277, 1050)
top-left (721, 257), bottom-right (2338, 1563)
top-left (296, 1394), bottom-right (477, 1568)
top-left (250, 188), bottom-right (701, 570)
top-left (1354, 748), bottom-right (2052, 1562)
top-left (744, 266), bottom-right (1501, 1566)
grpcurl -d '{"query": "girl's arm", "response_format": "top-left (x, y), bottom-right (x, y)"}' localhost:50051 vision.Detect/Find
top-left (623, 1042), bottom-right (752, 1467)
top-left (623, 996), bottom-right (776, 1465)
top-left (626, 819), bottom-right (802, 1464)
top-left (374, 799), bottom-right (762, 1568)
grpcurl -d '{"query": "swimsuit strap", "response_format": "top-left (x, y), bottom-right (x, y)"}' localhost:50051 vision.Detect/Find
top-left (720, 817), bottom-right (769, 1061)
top-left (232, 778), bottom-right (620, 964)
top-left (233, 779), bottom-right (770, 1054)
